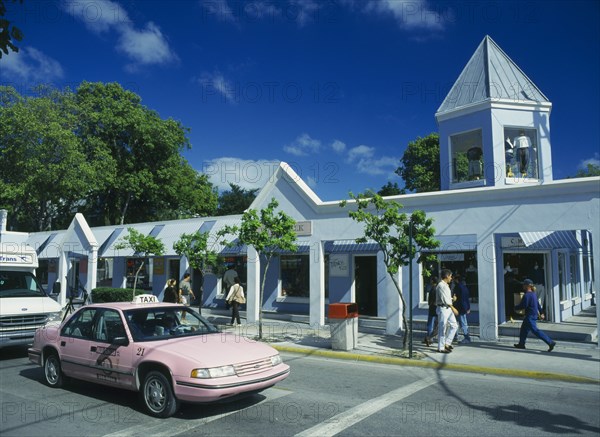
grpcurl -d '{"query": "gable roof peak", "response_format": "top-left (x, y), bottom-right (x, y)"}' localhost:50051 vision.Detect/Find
top-left (436, 35), bottom-right (550, 116)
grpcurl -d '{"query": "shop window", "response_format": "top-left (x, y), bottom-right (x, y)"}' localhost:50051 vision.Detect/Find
top-left (126, 258), bottom-right (152, 291)
top-left (280, 255), bottom-right (309, 298)
top-left (569, 253), bottom-right (578, 299)
top-left (97, 258), bottom-right (113, 287)
top-left (450, 129), bottom-right (483, 183)
top-left (421, 251), bottom-right (478, 303)
top-left (504, 127), bottom-right (538, 179)
top-left (558, 252), bottom-right (567, 301)
top-left (222, 256), bottom-right (247, 288)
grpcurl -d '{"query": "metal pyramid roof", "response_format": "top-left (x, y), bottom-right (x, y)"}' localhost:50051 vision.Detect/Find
top-left (436, 35), bottom-right (549, 114)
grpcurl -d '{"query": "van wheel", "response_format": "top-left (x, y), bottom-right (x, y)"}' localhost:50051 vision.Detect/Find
top-left (141, 371), bottom-right (179, 418)
top-left (44, 352), bottom-right (64, 388)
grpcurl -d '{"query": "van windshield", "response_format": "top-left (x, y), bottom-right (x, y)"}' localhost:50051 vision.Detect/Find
top-left (0, 271), bottom-right (46, 298)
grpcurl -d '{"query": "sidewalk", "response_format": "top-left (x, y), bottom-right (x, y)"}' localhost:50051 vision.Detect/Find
top-left (202, 307), bottom-right (600, 384)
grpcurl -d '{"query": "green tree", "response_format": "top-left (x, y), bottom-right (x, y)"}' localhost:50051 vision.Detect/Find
top-left (219, 198), bottom-right (297, 339)
top-left (0, 85), bottom-right (111, 231)
top-left (1, 83), bottom-right (218, 231)
top-left (74, 81), bottom-right (217, 226)
top-left (396, 133), bottom-right (440, 193)
top-left (377, 181), bottom-right (405, 196)
top-left (173, 230), bottom-right (223, 309)
top-left (114, 227), bottom-right (165, 300)
top-left (340, 191), bottom-right (440, 350)
top-left (0, 0), bottom-right (24, 58)
top-left (217, 183), bottom-right (259, 215)
top-left (574, 163), bottom-right (600, 178)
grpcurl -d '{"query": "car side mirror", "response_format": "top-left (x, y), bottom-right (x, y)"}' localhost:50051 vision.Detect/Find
top-left (112, 336), bottom-right (130, 346)
top-left (52, 282), bottom-right (61, 295)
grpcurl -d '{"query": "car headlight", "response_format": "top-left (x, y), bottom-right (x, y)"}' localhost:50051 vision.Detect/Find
top-left (191, 365), bottom-right (236, 379)
top-left (46, 312), bottom-right (62, 323)
top-left (270, 354), bottom-right (282, 366)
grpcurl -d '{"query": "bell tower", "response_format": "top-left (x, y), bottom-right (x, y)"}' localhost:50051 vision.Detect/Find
top-left (435, 36), bottom-right (553, 191)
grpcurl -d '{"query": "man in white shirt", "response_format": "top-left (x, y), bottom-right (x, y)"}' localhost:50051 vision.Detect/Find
top-left (435, 269), bottom-right (458, 353)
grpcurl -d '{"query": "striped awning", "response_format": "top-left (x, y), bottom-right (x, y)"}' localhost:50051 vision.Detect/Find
top-left (325, 240), bottom-right (380, 253)
top-left (519, 231), bottom-right (581, 250)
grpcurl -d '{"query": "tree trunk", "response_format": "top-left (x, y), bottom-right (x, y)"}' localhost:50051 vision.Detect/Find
top-left (133, 260), bottom-right (144, 300)
top-left (258, 255), bottom-right (271, 340)
top-left (390, 274), bottom-right (410, 349)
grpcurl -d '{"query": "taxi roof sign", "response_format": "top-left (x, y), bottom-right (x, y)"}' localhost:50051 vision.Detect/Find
top-left (133, 294), bottom-right (159, 304)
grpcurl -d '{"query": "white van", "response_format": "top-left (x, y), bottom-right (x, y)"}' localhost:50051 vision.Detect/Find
top-left (0, 212), bottom-right (63, 348)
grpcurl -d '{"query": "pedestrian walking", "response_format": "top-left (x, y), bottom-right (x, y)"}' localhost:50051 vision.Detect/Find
top-left (514, 279), bottom-right (556, 352)
top-left (436, 269), bottom-right (458, 353)
top-left (452, 274), bottom-right (472, 343)
top-left (163, 278), bottom-right (180, 303)
top-left (179, 273), bottom-right (195, 306)
top-left (225, 277), bottom-right (245, 326)
top-left (423, 276), bottom-right (438, 347)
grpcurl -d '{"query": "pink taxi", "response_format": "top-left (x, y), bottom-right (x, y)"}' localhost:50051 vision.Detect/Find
top-left (28, 297), bottom-right (290, 417)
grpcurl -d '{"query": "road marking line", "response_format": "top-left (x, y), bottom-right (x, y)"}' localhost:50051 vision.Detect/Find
top-left (295, 376), bottom-right (439, 437)
top-left (101, 387), bottom-right (291, 437)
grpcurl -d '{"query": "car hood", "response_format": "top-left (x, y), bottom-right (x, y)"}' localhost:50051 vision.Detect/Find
top-left (1, 296), bottom-right (62, 314)
top-left (146, 333), bottom-right (279, 368)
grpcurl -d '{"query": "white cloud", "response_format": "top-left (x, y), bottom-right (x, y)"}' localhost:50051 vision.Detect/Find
top-left (62, 0), bottom-right (130, 33)
top-left (355, 155), bottom-right (399, 176)
top-left (346, 145), bottom-right (375, 162)
top-left (579, 153), bottom-right (600, 169)
top-left (363, 0), bottom-right (445, 31)
top-left (196, 71), bottom-right (236, 103)
top-left (0, 47), bottom-right (64, 83)
top-left (201, 157), bottom-right (282, 192)
top-left (331, 139), bottom-right (346, 154)
top-left (118, 22), bottom-right (179, 68)
top-left (306, 175), bottom-right (318, 189)
top-left (63, 0), bottom-right (177, 69)
top-left (284, 133), bottom-right (321, 156)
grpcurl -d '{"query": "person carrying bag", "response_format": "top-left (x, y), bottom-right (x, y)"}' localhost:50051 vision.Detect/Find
top-left (225, 277), bottom-right (245, 325)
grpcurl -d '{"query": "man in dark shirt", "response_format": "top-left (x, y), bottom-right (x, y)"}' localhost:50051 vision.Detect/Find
top-left (514, 279), bottom-right (556, 352)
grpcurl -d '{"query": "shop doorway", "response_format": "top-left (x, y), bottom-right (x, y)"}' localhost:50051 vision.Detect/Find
top-left (354, 256), bottom-right (377, 316)
top-left (502, 252), bottom-right (551, 322)
top-left (168, 259), bottom-right (180, 282)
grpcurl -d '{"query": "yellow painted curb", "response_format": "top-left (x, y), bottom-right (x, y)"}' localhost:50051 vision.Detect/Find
top-left (273, 345), bottom-right (600, 385)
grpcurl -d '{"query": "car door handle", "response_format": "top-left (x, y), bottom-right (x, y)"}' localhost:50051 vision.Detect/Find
top-left (90, 346), bottom-right (97, 352)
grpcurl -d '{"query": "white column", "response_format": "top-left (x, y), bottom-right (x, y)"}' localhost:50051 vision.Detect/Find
top-left (87, 247), bottom-right (98, 303)
top-left (478, 234), bottom-right (498, 341)
top-left (380, 251), bottom-right (401, 335)
top-left (57, 250), bottom-right (69, 307)
top-left (309, 241), bottom-right (325, 327)
top-left (180, 255), bottom-right (190, 279)
top-left (246, 246), bottom-right (260, 323)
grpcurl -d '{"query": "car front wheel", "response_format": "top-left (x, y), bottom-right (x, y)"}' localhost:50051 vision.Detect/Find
top-left (44, 352), bottom-right (64, 388)
top-left (141, 370), bottom-right (179, 418)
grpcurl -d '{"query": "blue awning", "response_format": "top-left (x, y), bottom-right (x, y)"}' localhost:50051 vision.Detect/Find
top-left (325, 240), bottom-right (380, 253)
top-left (519, 231), bottom-right (581, 250)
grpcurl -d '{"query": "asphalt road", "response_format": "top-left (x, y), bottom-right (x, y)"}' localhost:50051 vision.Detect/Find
top-left (1, 346), bottom-right (599, 436)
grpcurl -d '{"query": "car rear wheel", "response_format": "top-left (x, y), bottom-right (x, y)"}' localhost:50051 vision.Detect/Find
top-left (44, 352), bottom-right (64, 388)
top-left (141, 370), bottom-right (179, 418)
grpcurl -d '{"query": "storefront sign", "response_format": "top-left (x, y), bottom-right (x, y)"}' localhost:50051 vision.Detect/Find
top-left (439, 253), bottom-right (464, 262)
top-left (329, 254), bottom-right (349, 277)
top-left (501, 237), bottom-right (526, 248)
top-left (153, 258), bottom-right (165, 275)
top-left (294, 221), bottom-right (312, 236)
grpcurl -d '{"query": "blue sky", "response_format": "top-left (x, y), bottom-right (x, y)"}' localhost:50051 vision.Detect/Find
top-left (1, 0), bottom-right (599, 201)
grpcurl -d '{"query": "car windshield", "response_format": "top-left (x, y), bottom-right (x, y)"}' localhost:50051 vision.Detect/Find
top-left (0, 271), bottom-right (46, 298)
top-left (124, 306), bottom-right (219, 341)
